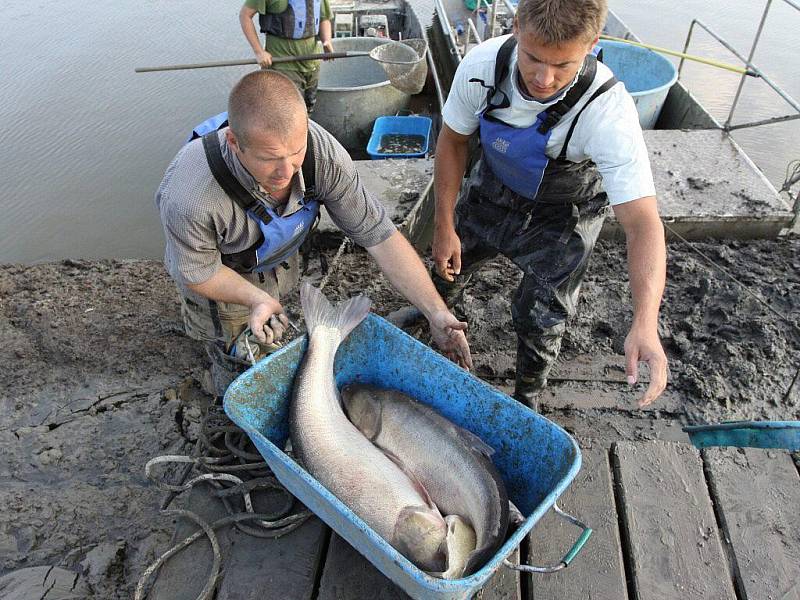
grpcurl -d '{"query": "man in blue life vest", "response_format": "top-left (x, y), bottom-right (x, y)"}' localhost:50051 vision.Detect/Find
top-left (156, 70), bottom-right (472, 396)
top-left (432, 0), bottom-right (668, 410)
top-left (239, 0), bottom-right (334, 112)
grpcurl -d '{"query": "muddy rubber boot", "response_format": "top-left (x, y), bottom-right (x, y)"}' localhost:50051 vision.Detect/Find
top-left (205, 342), bottom-right (251, 398)
top-left (385, 305), bottom-right (424, 328)
top-left (513, 373), bottom-right (546, 412)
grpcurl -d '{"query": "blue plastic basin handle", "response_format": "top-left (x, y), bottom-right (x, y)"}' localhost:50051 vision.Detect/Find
top-left (502, 503), bottom-right (593, 574)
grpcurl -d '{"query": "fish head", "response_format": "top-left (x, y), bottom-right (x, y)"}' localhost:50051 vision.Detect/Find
top-left (394, 506), bottom-right (448, 573)
top-left (436, 515), bottom-right (478, 579)
top-left (340, 384), bottom-right (383, 440)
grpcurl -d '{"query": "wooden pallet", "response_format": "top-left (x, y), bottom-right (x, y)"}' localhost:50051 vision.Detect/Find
top-left (148, 440), bottom-right (799, 599)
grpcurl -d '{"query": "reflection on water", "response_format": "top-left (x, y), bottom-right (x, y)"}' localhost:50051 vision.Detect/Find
top-left (0, 0), bottom-right (797, 263)
top-left (0, 1), bottom-right (253, 263)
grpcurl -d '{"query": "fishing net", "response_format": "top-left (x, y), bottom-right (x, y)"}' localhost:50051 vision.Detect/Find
top-left (370, 38), bottom-right (429, 94)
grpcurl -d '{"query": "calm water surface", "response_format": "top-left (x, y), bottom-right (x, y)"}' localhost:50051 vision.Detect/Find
top-left (0, 0), bottom-right (797, 263)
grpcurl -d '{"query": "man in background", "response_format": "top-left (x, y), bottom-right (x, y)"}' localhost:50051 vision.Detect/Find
top-left (239, 0), bottom-right (334, 112)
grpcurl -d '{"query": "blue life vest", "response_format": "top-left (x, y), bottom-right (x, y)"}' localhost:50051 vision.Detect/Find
top-left (190, 112), bottom-right (321, 274)
top-left (473, 37), bottom-right (617, 200)
top-left (259, 0), bottom-right (321, 40)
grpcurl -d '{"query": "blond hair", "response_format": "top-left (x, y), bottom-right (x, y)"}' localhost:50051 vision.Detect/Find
top-left (515, 0), bottom-right (607, 45)
top-left (228, 70), bottom-right (307, 149)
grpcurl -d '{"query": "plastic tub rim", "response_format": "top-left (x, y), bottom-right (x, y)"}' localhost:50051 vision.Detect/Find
top-left (597, 39), bottom-right (678, 98)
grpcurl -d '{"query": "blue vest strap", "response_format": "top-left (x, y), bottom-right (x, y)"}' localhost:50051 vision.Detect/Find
top-left (202, 132), bottom-right (270, 223)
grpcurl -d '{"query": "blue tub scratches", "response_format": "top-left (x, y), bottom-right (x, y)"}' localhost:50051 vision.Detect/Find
top-left (225, 313), bottom-right (582, 600)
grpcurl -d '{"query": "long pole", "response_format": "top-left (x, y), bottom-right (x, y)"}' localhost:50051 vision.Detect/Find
top-left (135, 52), bottom-right (368, 73)
top-left (600, 34), bottom-right (758, 77)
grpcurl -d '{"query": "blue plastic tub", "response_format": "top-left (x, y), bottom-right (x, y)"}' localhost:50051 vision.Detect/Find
top-left (684, 420), bottom-right (800, 451)
top-left (367, 115), bottom-right (432, 159)
top-left (224, 313), bottom-right (585, 600)
top-left (596, 39), bottom-right (678, 129)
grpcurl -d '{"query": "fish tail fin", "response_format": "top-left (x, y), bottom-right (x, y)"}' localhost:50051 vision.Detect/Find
top-left (300, 282), bottom-right (371, 338)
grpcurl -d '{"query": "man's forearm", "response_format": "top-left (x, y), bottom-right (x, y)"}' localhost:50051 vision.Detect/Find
top-left (627, 227), bottom-right (666, 328)
top-left (186, 265), bottom-right (273, 308)
top-left (434, 130), bottom-right (470, 231)
top-left (618, 199), bottom-right (666, 329)
top-left (366, 231), bottom-right (448, 318)
top-left (239, 7), bottom-right (265, 54)
top-left (319, 19), bottom-right (332, 44)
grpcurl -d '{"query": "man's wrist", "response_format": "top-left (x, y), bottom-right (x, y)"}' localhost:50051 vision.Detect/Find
top-left (434, 219), bottom-right (455, 235)
top-left (630, 315), bottom-right (659, 334)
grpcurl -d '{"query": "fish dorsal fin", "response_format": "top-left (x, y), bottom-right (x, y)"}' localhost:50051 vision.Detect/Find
top-left (381, 447), bottom-right (438, 510)
top-left (452, 424), bottom-right (495, 458)
top-left (413, 400), bottom-right (496, 458)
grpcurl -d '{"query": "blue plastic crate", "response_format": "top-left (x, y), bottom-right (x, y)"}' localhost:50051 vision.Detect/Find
top-left (224, 313), bottom-right (587, 600)
top-left (367, 115), bottom-right (432, 159)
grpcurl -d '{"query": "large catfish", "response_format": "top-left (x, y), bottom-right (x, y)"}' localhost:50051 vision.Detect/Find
top-left (341, 383), bottom-right (510, 577)
top-left (290, 283), bottom-right (448, 572)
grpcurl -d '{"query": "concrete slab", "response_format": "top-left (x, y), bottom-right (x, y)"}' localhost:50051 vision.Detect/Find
top-left (318, 158), bottom-right (434, 236)
top-left (603, 130), bottom-right (793, 239)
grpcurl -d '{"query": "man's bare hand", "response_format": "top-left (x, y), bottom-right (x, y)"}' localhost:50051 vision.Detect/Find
top-left (429, 310), bottom-right (473, 370)
top-left (249, 299), bottom-right (288, 345)
top-left (432, 226), bottom-right (462, 282)
top-left (624, 324), bottom-right (668, 407)
top-left (255, 49), bottom-right (273, 68)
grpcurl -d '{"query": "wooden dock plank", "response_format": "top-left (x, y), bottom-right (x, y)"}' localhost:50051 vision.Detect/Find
top-left (317, 533), bottom-right (520, 600)
top-left (703, 448), bottom-right (800, 600)
top-left (147, 486), bottom-right (327, 600)
top-left (612, 441), bottom-right (736, 600)
top-left (528, 444), bottom-right (628, 600)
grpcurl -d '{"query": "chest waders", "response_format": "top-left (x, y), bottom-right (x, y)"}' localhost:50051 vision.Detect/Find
top-left (435, 36), bottom-right (618, 410)
top-left (259, 0), bottom-right (323, 111)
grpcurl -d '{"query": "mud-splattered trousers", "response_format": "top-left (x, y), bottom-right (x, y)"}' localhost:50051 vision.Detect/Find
top-left (433, 157), bottom-right (609, 395)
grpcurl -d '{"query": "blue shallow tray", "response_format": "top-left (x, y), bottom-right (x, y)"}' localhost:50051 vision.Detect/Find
top-left (224, 313), bottom-right (583, 600)
top-left (684, 420), bottom-right (800, 451)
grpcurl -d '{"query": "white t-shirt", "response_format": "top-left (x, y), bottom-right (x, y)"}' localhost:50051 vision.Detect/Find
top-left (442, 35), bottom-right (656, 206)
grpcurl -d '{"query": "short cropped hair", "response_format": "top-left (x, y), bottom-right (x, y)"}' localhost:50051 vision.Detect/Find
top-left (227, 70), bottom-right (307, 149)
top-left (515, 0), bottom-right (607, 45)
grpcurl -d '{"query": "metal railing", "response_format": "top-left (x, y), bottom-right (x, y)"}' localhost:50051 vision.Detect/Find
top-left (680, 0), bottom-right (800, 132)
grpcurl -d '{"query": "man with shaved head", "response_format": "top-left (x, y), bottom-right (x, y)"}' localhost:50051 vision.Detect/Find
top-left (156, 70), bottom-right (472, 396)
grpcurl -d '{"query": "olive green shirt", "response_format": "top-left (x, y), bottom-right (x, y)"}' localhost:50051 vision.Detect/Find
top-left (245, 0), bottom-right (332, 73)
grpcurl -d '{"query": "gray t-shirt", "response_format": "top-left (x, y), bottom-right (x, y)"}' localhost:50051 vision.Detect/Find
top-left (155, 120), bottom-right (396, 298)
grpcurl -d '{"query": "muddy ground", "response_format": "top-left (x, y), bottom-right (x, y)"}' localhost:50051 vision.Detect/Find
top-left (1, 234), bottom-right (798, 597)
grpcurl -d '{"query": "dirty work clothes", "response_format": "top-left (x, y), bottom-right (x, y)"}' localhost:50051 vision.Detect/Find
top-left (156, 120), bottom-right (395, 299)
top-left (433, 158), bottom-right (608, 392)
top-left (245, 0), bottom-right (332, 74)
top-left (278, 67), bottom-right (320, 112)
top-left (156, 120), bottom-right (395, 393)
top-left (442, 34), bottom-right (655, 206)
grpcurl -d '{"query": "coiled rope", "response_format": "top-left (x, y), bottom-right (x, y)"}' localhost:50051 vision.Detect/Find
top-left (135, 408), bottom-right (311, 600)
